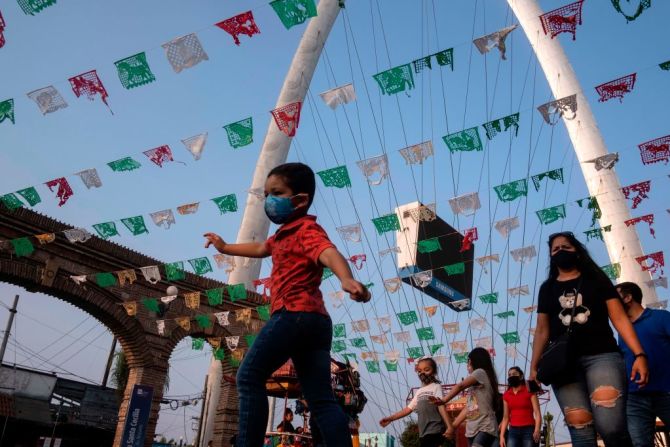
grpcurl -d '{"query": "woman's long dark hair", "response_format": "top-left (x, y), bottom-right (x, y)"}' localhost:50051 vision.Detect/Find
top-left (468, 347), bottom-right (500, 409)
top-left (507, 366), bottom-right (524, 390)
top-left (508, 366), bottom-right (524, 377)
top-left (546, 232), bottom-right (612, 284)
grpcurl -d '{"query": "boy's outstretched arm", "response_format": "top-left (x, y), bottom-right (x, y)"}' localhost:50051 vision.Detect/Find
top-left (319, 247), bottom-right (370, 302)
top-left (204, 232), bottom-right (269, 258)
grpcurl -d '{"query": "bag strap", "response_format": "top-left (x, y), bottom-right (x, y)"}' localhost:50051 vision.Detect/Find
top-left (564, 277), bottom-right (583, 335)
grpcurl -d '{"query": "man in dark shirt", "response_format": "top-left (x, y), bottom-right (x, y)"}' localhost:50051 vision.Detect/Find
top-left (617, 281), bottom-right (670, 447)
top-left (277, 408), bottom-right (296, 433)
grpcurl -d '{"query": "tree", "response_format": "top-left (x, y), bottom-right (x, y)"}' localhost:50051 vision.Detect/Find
top-left (111, 349), bottom-right (169, 403)
top-left (111, 350), bottom-right (129, 403)
top-left (399, 420), bottom-right (420, 447)
top-left (543, 412), bottom-right (555, 447)
top-left (398, 419), bottom-right (455, 447)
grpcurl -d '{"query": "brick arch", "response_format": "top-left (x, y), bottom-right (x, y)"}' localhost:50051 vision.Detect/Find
top-left (163, 318), bottom-right (263, 446)
top-left (0, 260), bottom-right (153, 366)
top-left (0, 206), bottom-right (263, 446)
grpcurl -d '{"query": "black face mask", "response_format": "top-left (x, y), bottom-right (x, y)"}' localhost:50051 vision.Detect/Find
top-left (551, 249), bottom-right (579, 270)
top-left (507, 376), bottom-right (522, 388)
top-left (418, 373), bottom-right (434, 384)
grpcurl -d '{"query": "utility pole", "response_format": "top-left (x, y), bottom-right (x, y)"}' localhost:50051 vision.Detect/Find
top-left (101, 337), bottom-right (117, 387)
top-left (0, 295), bottom-right (19, 364)
top-left (194, 375), bottom-right (207, 447)
top-left (507, 0), bottom-right (658, 304)
top-left (199, 0), bottom-right (346, 444)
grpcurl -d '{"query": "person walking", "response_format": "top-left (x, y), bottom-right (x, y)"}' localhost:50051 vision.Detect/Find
top-left (204, 162), bottom-right (370, 447)
top-left (617, 281), bottom-right (670, 447)
top-left (529, 232), bottom-right (648, 446)
top-left (433, 347), bottom-right (500, 447)
top-left (499, 367), bottom-right (541, 447)
top-left (379, 357), bottom-right (452, 447)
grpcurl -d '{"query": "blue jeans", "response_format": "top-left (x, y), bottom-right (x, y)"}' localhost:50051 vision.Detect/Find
top-left (552, 352), bottom-right (632, 447)
top-left (236, 310), bottom-right (352, 447)
top-left (467, 432), bottom-right (497, 447)
top-left (507, 426), bottom-right (537, 447)
top-left (626, 391), bottom-right (670, 447)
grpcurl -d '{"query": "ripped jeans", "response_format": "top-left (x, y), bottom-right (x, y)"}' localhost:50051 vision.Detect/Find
top-left (552, 352), bottom-right (632, 447)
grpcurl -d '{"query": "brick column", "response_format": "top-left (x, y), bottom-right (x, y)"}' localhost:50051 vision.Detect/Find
top-left (112, 363), bottom-right (169, 447)
top-left (211, 361), bottom-right (240, 445)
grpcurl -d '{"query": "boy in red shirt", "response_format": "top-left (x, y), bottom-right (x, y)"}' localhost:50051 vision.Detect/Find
top-left (204, 162), bottom-right (370, 447)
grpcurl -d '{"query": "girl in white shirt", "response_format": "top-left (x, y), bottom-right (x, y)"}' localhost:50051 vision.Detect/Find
top-left (380, 357), bottom-right (452, 447)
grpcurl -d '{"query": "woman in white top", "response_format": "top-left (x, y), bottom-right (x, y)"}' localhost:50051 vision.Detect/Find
top-left (380, 357), bottom-right (452, 446)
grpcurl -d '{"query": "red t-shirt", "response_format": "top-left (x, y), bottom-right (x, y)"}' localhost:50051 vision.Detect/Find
top-left (503, 386), bottom-right (536, 427)
top-left (265, 215), bottom-right (335, 316)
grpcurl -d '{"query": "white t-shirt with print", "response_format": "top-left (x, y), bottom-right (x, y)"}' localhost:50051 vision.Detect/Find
top-left (408, 382), bottom-right (445, 437)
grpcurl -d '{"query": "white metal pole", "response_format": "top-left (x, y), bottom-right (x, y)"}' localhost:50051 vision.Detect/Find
top-left (507, 0), bottom-right (658, 304)
top-left (200, 1), bottom-right (345, 444)
top-left (266, 396), bottom-right (276, 433)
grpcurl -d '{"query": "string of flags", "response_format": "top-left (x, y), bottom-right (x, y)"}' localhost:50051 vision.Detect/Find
top-left (122, 295), bottom-right (268, 332)
top-left (0, 0), bottom-right (652, 55)
top-left (66, 255), bottom-right (272, 368)
top-left (0, 0), bottom-right (667, 365)
top-left (1, 29), bottom-right (666, 236)
top-left (373, 47), bottom-right (453, 96)
top-left (314, 156), bottom-right (667, 240)
top-left (1, 224), bottom-right (384, 308)
top-left (0, 11), bottom-right (5, 48)
top-left (3, 168), bottom-right (666, 303)
top-left (1, 226), bottom-right (253, 286)
top-left (0, 85), bottom-right (350, 208)
top-left (610, 0), bottom-right (652, 23)
top-left (0, 121), bottom-right (251, 206)
top-left (0, 0), bottom-right (321, 121)
top-left (135, 300), bottom-right (266, 367)
top-left (1, 187), bottom-right (240, 236)
top-left (274, 0), bottom-right (663, 371)
top-left (333, 318), bottom-right (532, 373)
top-left (337, 262), bottom-right (666, 370)
top-left (1, 1), bottom-right (662, 132)
top-left (595, 73), bottom-right (637, 103)
top-left (331, 271), bottom-right (663, 371)
top-left (540, 1), bottom-right (584, 40)
top-left (473, 26), bottom-right (517, 60)
top-left (332, 324), bottom-right (528, 371)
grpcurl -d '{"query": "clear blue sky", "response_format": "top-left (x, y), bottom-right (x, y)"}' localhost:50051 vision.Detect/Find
top-left (1, 0), bottom-right (669, 442)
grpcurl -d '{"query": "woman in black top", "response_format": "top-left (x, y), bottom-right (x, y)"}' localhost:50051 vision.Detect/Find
top-left (529, 232), bottom-right (648, 447)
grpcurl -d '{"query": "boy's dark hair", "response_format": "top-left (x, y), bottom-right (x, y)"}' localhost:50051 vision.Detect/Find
top-left (617, 281), bottom-right (643, 304)
top-left (268, 163), bottom-right (316, 208)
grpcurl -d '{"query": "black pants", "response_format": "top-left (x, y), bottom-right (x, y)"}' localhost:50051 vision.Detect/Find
top-left (420, 433), bottom-right (446, 447)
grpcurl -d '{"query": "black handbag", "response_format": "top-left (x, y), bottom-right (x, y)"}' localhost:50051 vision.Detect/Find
top-left (536, 279), bottom-right (582, 386)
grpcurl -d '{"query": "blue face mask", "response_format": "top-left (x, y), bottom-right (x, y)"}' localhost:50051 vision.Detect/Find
top-left (264, 194), bottom-right (296, 224)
